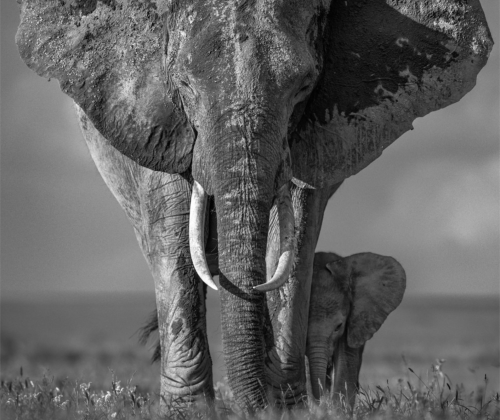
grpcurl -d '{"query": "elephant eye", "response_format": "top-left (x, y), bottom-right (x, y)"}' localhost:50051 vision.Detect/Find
top-left (294, 82), bottom-right (312, 101)
top-left (334, 322), bottom-right (343, 332)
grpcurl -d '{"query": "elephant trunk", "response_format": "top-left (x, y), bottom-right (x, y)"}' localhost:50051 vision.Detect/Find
top-left (203, 118), bottom-right (289, 411)
top-left (190, 181), bottom-right (294, 293)
top-left (307, 343), bottom-right (329, 400)
top-left (215, 175), bottom-right (271, 411)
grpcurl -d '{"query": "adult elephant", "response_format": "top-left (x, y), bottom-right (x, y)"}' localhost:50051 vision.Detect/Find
top-left (16, 0), bottom-right (492, 413)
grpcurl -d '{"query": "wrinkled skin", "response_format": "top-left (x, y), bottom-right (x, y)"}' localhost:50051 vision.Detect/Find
top-left (306, 252), bottom-right (406, 410)
top-left (16, 0), bottom-right (492, 413)
top-left (77, 113), bottom-right (217, 405)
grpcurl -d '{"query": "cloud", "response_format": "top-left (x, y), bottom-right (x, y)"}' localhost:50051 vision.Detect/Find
top-left (439, 161), bottom-right (499, 245)
top-left (317, 154), bottom-right (499, 295)
top-left (375, 158), bottom-right (499, 247)
top-left (3, 74), bottom-right (90, 167)
top-left (2, 0), bottom-right (498, 297)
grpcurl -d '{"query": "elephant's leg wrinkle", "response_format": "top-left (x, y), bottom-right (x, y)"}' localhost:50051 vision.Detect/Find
top-left (151, 257), bottom-right (214, 405)
top-left (264, 186), bottom-right (315, 405)
top-left (143, 175), bottom-right (214, 407)
top-left (264, 183), bottom-right (341, 406)
top-left (83, 123), bottom-right (213, 407)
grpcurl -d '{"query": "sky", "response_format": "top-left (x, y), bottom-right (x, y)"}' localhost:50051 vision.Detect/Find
top-left (1, 1), bottom-right (499, 298)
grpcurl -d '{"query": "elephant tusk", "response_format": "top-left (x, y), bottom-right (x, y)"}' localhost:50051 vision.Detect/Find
top-left (254, 184), bottom-right (295, 292)
top-left (189, 181), bottom-right (218, 290)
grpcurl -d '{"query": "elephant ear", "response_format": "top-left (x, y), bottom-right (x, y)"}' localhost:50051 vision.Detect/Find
top-left (290, 0), bottom-right (493, 188)
top-left (16, 0), bottom-right (194, 173)
top-left (345, 253), bottom-right (406, 348)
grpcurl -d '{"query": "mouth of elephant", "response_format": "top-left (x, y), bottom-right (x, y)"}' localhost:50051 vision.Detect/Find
top-left (188, 179), bottom-right (295, 293)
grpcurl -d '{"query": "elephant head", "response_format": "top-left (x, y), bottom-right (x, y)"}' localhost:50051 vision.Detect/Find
top-left (307, 252), bottom-right (406, 408)
top-left (16, 0), bottom-right (491, 412)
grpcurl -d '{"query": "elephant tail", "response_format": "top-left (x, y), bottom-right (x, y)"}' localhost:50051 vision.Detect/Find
top-left (138, 309), bottom-right (161, 363)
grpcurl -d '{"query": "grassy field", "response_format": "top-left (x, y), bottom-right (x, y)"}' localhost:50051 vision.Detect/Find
top-left (1, 292), bottom-right (498, 418)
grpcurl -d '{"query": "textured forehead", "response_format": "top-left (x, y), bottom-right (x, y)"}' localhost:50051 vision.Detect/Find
top-left (171, 0), bottom-right (327, 32)
top-left (314, 253), bottom-right (351, 295)
top-left (169, 0), bottom-right (330, 98)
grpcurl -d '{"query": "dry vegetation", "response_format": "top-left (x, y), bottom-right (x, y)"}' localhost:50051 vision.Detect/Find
top-left (2, 295), bottom-right (498, 419)
top-left (1, 361), bottom-right (498, 420)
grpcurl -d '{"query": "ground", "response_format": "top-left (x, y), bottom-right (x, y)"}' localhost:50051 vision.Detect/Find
top-left (1, 292), bottom-right (498, 419)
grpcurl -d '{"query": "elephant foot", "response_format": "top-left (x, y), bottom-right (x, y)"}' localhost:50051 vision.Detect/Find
top-left (153, 274), bottom-right (215, 415)
top-left (265, 349), bottom-right (308, 408)
top-left (159, 385), bottom-right (216, 418)
top-left (267, 380), bottom-right (307, 409)
top-left (158, 358), bottom-right (215, 415)
top-left (157, 331), bottom-right (215, 414)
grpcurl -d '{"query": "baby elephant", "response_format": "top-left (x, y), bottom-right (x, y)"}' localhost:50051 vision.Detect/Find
top-left (306, 252), bottom-right (406, 408)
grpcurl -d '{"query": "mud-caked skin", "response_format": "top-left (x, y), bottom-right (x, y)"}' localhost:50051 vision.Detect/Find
top-left (16, 0), bottom-right (492, 413)
top-left (307, 252), bottom-right (406, 410)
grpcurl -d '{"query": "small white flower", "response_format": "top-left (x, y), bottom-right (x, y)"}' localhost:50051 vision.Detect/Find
top-left (80, 382), bottom-right (91, 392)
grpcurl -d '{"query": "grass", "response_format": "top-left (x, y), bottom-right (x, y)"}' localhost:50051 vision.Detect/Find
top-left (2, 295), bottom-right (498, 418)
top-left (1, 360), bottom-right (498, 420)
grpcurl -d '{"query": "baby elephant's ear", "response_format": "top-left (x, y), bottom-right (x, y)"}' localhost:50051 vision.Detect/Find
top-left (346, 253), bottom-right (406, 348)
top-left (16, 0), bottom-right (194, 174)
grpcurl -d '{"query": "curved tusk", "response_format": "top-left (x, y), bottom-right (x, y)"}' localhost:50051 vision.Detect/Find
top-left (189, 181), bottom-right (218, 290)
top-left (254, 184), bottom-right (295, 292)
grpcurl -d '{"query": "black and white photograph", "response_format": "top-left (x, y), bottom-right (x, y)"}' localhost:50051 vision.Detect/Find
top-left (1, 1), bottom-right (498, 418)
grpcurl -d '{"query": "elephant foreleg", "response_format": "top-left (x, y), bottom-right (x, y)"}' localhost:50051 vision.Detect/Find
top-left (77, 107), bottom-right (213, 409)
top-left (264, 182), bottom-right (341, 406)
top-left (332, 337), bottom-right (365, 411)
top-left (142, 173), bottom-right (214, 408)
